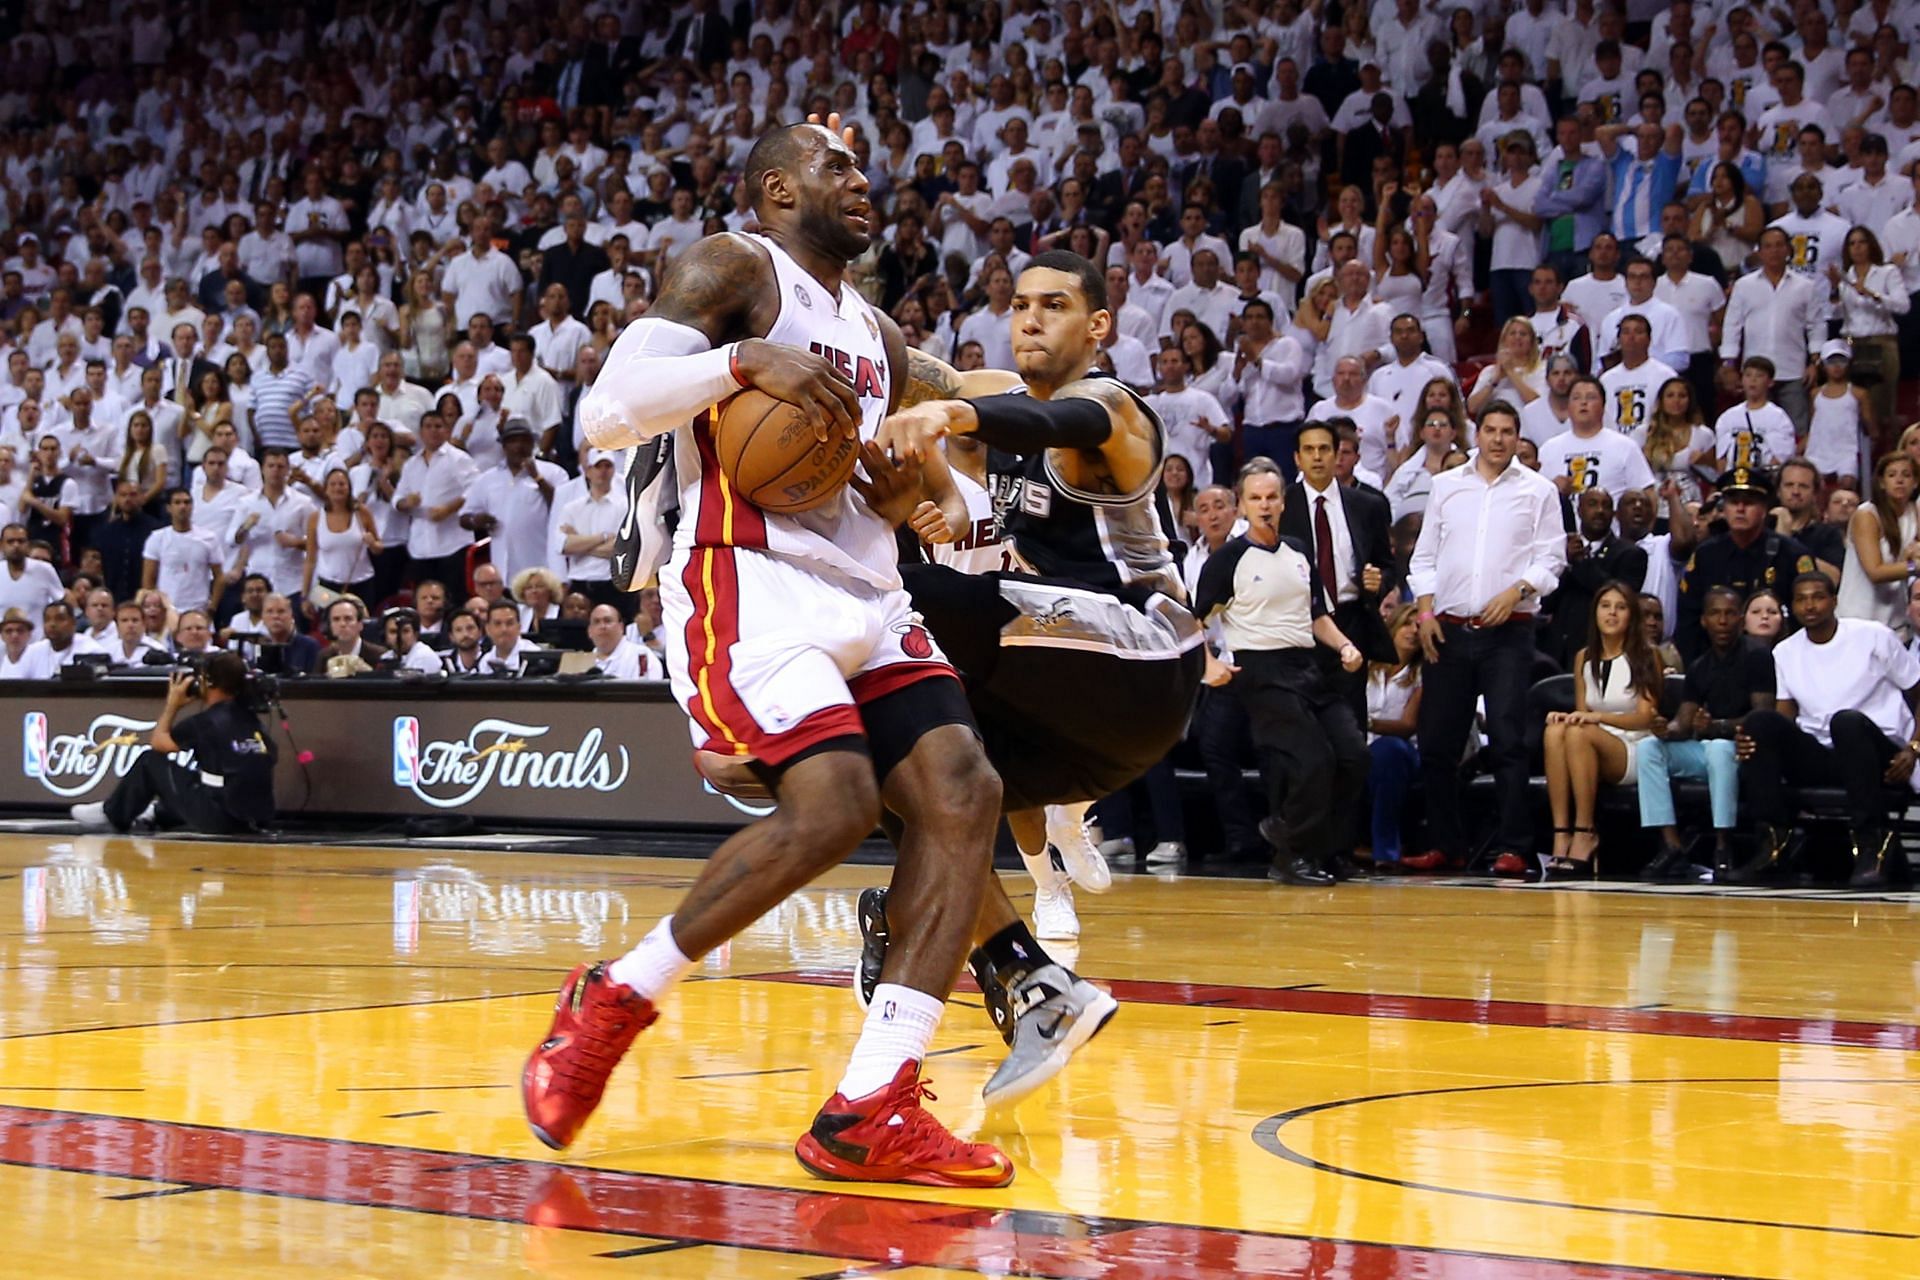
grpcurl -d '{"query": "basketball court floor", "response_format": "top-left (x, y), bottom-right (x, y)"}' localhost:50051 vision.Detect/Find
top-left (1, 831), bottom-right (1914, 1279)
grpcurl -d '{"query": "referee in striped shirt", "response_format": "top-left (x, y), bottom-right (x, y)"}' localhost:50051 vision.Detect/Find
top-left (1194, 460), bottom-right (1367, 885)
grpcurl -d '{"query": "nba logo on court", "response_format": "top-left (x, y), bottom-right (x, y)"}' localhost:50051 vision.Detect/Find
top-left (21, 712), bottom-right (46, 779)
top-left (392, 716), bottom-right (421, 786)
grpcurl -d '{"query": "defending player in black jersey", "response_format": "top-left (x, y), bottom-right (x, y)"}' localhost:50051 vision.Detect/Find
top-left (871, 251), bottom-right (1208, 1103)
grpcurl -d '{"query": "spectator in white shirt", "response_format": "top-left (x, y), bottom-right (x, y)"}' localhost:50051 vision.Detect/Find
top-left (465, 314), bottom-right (513, 378)
top-left (1146, 347), bottom-right (1233, 486)
top-left (479, 599), bottom-right (540, 673)
top-left (1406, 404), bottom-right (1567, 870)
top-left (957, 266), bottom-right (1017, 371)
top-left (16, 598), bottom-right (103, 677)
top-left (588, 602), bottom-right (659, 680)
top-left (1161, 247), bottom-right (1238, 345)
top-left (230, 448), bottom-right (318, 603)
top-left (329, 310), bottom-right (381, 399)
top-left (529, 284), bottom-right (591, 385)
top-left (440, 218), bottom-right (524, 330)
top-left (1718, 226), bottom-right (1823, 434)
top-left (1540, 375), bottom-right (1660, 501)
top-left (393, 411), bottom-right (477, 590)
top-left (1308, 355), bottom-right (1401, 482)
top-left (1314, 260), bottom-right (1391, 398)
top-left (0, 522), bottom-right (66, 640)
top-left (142, 488), bottom-right (224, 612)
top-left (461, 418), bottom-right (565, 585)
top-left (556, 448), bottom-right (623, 605)
top-left (501, 335), bottom-right (563, 446)
top-left (378, 607), bottom-right (446, 674)
top-left (284, 294), bottom-right (340, 390)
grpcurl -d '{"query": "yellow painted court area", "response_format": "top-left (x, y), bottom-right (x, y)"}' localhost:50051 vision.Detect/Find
top-left (2, 834), bottom-right (1917, 1278)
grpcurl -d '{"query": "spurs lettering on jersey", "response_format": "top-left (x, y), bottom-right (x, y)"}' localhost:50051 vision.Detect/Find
top-left (672, 234), bottom-right (897, 590)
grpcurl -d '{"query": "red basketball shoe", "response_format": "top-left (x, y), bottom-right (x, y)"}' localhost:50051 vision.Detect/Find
top-left (522, 963), bottom-right (656, 1150)
top-left (794, 1061), bottom-right (1015, 1188)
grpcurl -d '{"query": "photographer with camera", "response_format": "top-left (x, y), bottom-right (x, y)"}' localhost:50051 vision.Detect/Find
top-left (70, 651), bottom-right (277, 834)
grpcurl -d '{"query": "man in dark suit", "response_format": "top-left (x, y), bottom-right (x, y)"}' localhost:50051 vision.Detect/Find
top-left (1091, 133), bottom-right (1151, 225)
top-left (1547, 488), bottom-right (1649, 667)
top-left (1176, 119), bottom-right (1246, 216)
top-left (1339, 93), bottom-right (1406, 195)
top-left (316, 597), bottom-right (389, 671)
top-left (580, 13), bottom-right (638, 106)
top-left (1282, 418), bottom-right (1393, 692)
top-left (669, 0), bottom-right (732, 70)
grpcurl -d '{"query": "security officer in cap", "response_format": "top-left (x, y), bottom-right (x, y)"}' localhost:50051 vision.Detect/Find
top-left (1676, 467), bottom-right (1816, 659)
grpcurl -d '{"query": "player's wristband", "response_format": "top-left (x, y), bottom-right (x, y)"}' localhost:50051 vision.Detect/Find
top-left (726, 342), bottom-right (748, 388)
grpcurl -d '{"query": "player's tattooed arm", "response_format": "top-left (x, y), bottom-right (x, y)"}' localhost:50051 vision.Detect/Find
top-left (646, 232), bottom-right (769, 344)
top-left (898, 347), bottom-right (1023, 408)
top-left (1056, 376), bottom-right (1157, 495)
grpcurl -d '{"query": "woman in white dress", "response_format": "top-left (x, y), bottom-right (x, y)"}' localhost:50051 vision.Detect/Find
top-left (1542, 583), bottom-right (1662, 879)
top-left (1838, 450), bottom-right (1920, 637)
top-left (1805, 342), bottom-right (1873, 487)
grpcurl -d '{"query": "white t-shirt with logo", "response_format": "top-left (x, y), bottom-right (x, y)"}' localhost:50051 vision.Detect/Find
top-left (1537, 427), bottom-right (1657, 500)
top-left (1599, 357), bottom-right (1679, 436)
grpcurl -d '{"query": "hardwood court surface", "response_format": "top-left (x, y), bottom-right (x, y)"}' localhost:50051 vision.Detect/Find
top-left (1, 834), bottom-right (1916, 1279)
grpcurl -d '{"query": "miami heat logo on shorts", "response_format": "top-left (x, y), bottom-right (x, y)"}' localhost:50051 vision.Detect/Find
top-left (894, 622), bottom-right (934, 659)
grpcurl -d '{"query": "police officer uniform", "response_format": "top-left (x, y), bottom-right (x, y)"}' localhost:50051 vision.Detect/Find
top-left (1675, 467), bottom-right (1816, 659)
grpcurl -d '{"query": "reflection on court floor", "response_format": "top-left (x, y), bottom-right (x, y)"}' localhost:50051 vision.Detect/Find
top-left (2, 835), bottom-right (1914, 1279)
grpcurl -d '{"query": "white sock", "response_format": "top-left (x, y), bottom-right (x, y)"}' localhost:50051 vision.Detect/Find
top-left (606, 916), bottom-right (696, 1001)
top-left (1015, 823), bottom-right (1064, 894)
top-left (836, 983), bottom-right (943, 1099)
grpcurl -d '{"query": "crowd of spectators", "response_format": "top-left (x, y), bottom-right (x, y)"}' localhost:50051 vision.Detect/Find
top-left (3, 0), bottom-right (1920, 881)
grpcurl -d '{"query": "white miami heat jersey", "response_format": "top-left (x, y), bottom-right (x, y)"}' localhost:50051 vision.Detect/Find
top-left (930, 464), bottom-right (1014, 575)
top-left (672, 233), bottom-right (899, 591)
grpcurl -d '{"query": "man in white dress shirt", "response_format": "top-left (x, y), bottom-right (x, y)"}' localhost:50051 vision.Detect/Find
top-left (1366, 313), bottom-right (1455, 439)
top-left (588, 603), bottom-right (658, 681)
top-left (1407, 403), bottom-right (1567, 874)
top-left (555, 448), bottom-right (623, 607)
top-left (501, 335), bottom-right (563, 448)
top-left (1314, 260), bottom-right (1390, 398)
top-left (461, 418), bottom-right (564, 587)
top-left (393, 412), bottom-right (477, 590)
top-left (15, 599), bottom-right (103, 677)
top-left (478, 599), bottom-right (541, 674)
top-left (1718, 226), bottom-right (1823, 433)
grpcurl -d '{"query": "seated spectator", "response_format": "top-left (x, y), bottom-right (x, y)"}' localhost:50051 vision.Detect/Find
top-left (17, 599), bottom-right (103, 677)
top-left (479, 599), bottom-right (540, 673)
top-left (1733, 573), bottom-right (1920, 889)
top-left (317, 596), bottom-right (386, 672)
top-left (588, 603), bottom-right (659, 680)
top-left (412, 578), bottom-right (450, 647)
top-left (512, 567), bottom-right (564, 640)
top-left (1638, 586), bottom-right (1776, 881)
top-left (1364, 604), bottom-right (1425, 869)
top-left (81, 586), bottom-right (114, 644)
top-left (444, 608), bottom-right (487, 674)
top-left (1744, 589), bottom-right (1786, 649)
top-left (1641, 594), bottom-right (1685, 672)
top-left (172, 608), bottom-right (219, 658)
top-left (104, 599), bottom-right (166, 668)
top-left (221, 573), bottom-right (271, 647)
top-left (378, 608), bottom-right (444, 674)
top-left (0, 607), bottom-right (36, 675)
top-left (1541, 583), bottom-right (1663, 880)
top-left (253, 594), bottom-right (320, 677)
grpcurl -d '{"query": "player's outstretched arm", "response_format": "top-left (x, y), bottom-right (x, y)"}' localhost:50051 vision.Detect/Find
top-left (898, 348), bottom-right (1023, 407)
top-left (580, 233), bottom-right (858, 450)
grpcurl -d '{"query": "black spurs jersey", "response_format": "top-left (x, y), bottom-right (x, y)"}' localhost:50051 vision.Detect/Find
top-left (989, 373), bottom-right (1187, 604)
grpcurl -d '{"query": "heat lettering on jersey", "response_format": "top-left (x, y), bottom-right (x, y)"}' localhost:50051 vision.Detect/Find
top-left (806, 342), bottom-right (888, 400)
top-left (948, 516), bottom-right (1000, 552)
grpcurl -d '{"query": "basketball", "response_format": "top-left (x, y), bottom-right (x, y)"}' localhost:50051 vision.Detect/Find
top-left (712, 389), bottom-right (860, 515)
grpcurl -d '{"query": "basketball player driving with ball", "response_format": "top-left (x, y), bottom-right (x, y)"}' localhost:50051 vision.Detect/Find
top-left (521, 119), bottom-right (1017, 1190)
top-left (701, 251), bottom-right (1205, 1106)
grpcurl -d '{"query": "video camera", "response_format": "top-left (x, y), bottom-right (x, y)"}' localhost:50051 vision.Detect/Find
top-left (175, 652), bottom-right (281, 714)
